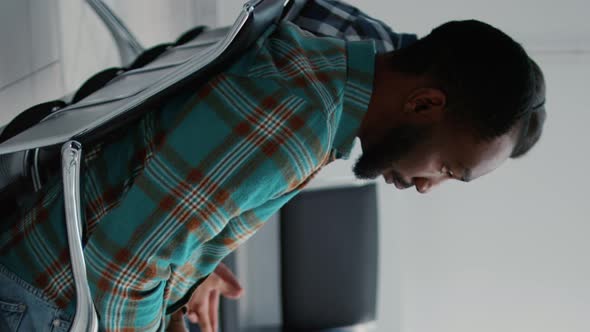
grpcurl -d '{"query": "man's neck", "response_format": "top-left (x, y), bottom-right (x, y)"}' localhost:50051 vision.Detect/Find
top-left (358, 54), bottom-right (399, 149)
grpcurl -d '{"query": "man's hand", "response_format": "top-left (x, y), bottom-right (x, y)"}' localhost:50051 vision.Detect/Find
top-left (185, 262), bottom-right (244, 332)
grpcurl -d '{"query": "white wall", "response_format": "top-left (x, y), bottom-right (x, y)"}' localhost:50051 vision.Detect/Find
top-left (0, 0), bottom-right (63, 125)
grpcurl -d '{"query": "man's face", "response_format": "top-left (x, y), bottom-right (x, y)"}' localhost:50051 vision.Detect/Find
top-left (353, 122), bottom-right (518, 193)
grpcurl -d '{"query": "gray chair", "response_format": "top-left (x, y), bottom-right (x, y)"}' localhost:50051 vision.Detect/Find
top-left (220, 183), bottom-right (379, 332)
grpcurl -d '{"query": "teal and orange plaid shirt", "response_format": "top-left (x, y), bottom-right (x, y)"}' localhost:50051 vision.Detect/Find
top-left (0, 22), bottom-right (375, 331)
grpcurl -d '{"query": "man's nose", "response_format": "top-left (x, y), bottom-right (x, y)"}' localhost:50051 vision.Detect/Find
top-left (413, 176), bottom-right (448, 194)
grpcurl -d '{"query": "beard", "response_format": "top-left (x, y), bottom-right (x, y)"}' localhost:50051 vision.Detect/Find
top-left (353, 124), bottom-right (432, 180)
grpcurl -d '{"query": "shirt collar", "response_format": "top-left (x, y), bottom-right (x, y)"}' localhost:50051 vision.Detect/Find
top-left (331, 40), bottom-right (376, 160)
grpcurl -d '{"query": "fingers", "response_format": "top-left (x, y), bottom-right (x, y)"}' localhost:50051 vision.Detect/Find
top-left (187, 311), bottom-right (198, 324)
top-left (186, 290), bottom-right (221, 332)
top-left (209, 289), bottom-right (220, 332)
top-left (214, 263), bottom-right (244, 299)
top-left (184, 263), bottom-right (242, 332)
top-left (197, 299), bottom-right (212, 332)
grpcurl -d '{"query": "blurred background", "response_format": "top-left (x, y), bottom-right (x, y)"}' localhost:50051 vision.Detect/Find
top-left (0, 1), bottom-right (588, 331)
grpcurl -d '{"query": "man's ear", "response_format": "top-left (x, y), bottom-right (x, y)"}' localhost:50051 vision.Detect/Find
top-left (403, 88), bottom-right (447, 123)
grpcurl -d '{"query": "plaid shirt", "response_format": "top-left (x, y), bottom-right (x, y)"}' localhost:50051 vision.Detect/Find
top-left (0, 22), bottom-right (375, 331)
top-left (295, 0), bottom-right (418, 52)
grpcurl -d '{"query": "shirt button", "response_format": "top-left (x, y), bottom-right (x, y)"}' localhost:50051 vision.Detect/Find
top-left (52, 319), bottom-right (61, 327)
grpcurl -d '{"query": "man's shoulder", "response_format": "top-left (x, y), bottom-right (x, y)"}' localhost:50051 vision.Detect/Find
top-left (230, 22), bottom-right (348, 75)
top-left (226, 22), bottom-right (348, 112)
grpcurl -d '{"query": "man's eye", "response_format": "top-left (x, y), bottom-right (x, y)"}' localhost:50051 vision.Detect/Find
top-left (441, 165), bottom-right (454, 178)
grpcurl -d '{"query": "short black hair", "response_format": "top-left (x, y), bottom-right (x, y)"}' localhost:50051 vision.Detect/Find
top-left (510, 59), bottom-right (546, 158)
top-left (389, 20), bottom-right (537, 141)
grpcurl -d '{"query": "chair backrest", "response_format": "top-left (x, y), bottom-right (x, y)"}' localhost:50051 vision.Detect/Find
top-left (0, 0), bottom-right (286, 156)
top-left (0, 0), bottom-right (289, 206)
top-left (219, 183), bottom-right (379, 331)
top-left (77, 0), bottom-right (286, 144)
top-left (280, 184), bottom-right (379, 329)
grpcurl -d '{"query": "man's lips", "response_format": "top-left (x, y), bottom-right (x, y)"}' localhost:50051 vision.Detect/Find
top-left (383, 170), bottom-right (411, 190)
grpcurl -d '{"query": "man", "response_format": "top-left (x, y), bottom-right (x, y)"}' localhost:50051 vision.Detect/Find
top-left (177, 1), bottom-right (547, 331)
top-left (0, 1), bottom-right (545, 332)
